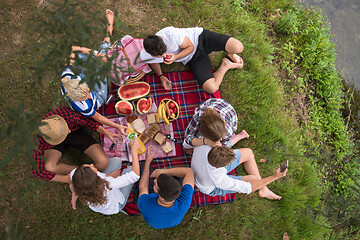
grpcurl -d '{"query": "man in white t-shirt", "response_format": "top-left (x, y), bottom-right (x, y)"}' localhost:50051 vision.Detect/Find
top-left (191, 145), bottom-right (287, 200)
top-left (140, 26), bottom-right (244, 93)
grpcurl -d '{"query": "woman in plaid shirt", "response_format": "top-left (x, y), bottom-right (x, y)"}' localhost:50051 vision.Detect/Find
top-left (183, 98), bottom-right (249, 151)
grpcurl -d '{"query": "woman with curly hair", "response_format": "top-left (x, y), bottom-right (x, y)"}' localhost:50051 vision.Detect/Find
top-left (70, 138), bottom-right (141, 215)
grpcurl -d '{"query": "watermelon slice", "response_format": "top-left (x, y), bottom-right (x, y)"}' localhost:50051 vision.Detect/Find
top-left (118, 82), bottom-right (150, 101)
top-left (115, 100), bottom-right (133, 115)
top-left (136, 98), bottom-right (152, 114)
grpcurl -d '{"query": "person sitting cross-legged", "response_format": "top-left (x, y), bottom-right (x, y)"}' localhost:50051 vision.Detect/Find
top-left (33, 107), bottom-right (119, 183)
top-left (191, 145), bottom-right (287, 200)
top-left (137, 148), bottom-right (194, 229)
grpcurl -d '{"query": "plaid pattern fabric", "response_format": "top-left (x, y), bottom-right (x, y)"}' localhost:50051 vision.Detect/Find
top-left (183, 98), bottom-right (238, 149)
top-left (33, 107), bottom-right (100, 181)
top-left (99, 71), bottom-right (237, 207)
top-left (107, 35), bottom-right (152, 85)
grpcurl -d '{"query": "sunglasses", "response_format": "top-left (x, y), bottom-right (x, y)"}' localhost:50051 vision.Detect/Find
top-left (166, 134), bottom-right (177, 143)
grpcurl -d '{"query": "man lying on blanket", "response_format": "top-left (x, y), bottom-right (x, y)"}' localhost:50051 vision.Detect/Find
top-left (191, 145), bottom-right (287, 200)
top-left (140, 26), bottom-right (244, 93)
top-left (137, 147), bottom-right (194, 229)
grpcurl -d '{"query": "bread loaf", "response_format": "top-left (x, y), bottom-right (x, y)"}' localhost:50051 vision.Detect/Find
top-left (138, 124), bottom-right (161, 144)
top-left (147, 113), bottom-right (160, 124)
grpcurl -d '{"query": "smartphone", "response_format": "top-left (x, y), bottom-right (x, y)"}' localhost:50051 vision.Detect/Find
top-left (109, 143), bottom-right (116, 151)
top-left (280, 160), bottom-right (289, 173)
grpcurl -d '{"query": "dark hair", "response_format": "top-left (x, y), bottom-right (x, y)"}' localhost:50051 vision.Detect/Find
top-left (143, 35), bottom-right (166, 56)
top-left (157, 173), bottom-right (181, 202)
top-left (199, 108), bottom-right (226, 142)
top-left (208, 146), bottom-right (235, 168)
top-left (72, 166), bottom-right (111, 206)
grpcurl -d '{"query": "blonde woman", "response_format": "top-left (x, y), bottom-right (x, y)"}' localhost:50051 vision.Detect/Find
top-left (183, 98), bottom-right (249, 152)
top-left (60, 9), bottom-right (127, 138)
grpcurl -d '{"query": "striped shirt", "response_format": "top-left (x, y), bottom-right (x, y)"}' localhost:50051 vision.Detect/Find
top-left (183, 98), bottom-right (238, 149)
top-left (61, 67), bottom-right (99, 117)
top-left (32, 107), bottom-right (100, 181)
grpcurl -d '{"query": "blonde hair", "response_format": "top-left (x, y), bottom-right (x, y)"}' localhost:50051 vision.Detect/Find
top-left (61, 76), bottom-right (90, 101)
top-left (198, 108), bottom-right (226, 142)
top-left (208, 146), bottom-right (235, 168)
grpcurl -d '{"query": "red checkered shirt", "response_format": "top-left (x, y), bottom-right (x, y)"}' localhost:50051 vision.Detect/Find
top-left (183, 98), bottom-right (238, 149)
top-left (32, 107), bottom-right (100, 181)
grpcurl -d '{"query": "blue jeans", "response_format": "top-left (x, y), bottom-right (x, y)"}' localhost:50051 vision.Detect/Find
top-left (208, 149), bottom-right (242, 197)
top-left (78, 41), bottom-right (111, 106)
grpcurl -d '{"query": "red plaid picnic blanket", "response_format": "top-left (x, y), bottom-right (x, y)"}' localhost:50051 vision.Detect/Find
top-left (99, 71), bottom-right (237, 209)
top-left (107, 35), bottom-right (152, 85)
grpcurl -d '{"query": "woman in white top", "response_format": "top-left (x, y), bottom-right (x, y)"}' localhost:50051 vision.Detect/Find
top-left (70, 138), bottom-right (141, 215)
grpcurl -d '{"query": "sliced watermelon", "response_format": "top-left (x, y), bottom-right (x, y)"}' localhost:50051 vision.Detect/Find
top-left (136, 98), bottom-right (152, 114)
top-left (115, 100), bottom-right (133, 115)
top-left (118, 81), bottom-right (150, 101)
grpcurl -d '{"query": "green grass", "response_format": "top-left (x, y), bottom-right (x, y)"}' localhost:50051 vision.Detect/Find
top-left (1, 0), bottom-right (357, 239)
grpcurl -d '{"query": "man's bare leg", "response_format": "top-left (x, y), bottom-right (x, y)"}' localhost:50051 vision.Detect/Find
top-left (202, 58), bottom-right (243, 93)
top-left (44, 149), bottom-right (78, 174)
top-left (230, 130), bottom-right (250, 146)
top-left (104, 9), bottom-right (114, 42)
top-left (225, 37), bottom-right (244, 64)
top-left (239, 148), bottom-right (281, 200)
top-left (84, 144), bottom-right (109, 171)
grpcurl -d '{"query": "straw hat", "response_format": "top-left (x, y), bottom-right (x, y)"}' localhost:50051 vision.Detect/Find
top-left (39, 115), bottom-right (69, 145)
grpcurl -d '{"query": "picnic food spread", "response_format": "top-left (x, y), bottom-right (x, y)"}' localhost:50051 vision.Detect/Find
top-left (114, 82), bottom-right (179, 155)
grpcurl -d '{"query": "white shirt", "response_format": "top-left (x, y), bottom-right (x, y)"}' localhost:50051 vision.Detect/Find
top-left (191, 145), bottom-right (252, 195)
top-left (70, 169), bottom-right (140, 215)
top-left (140, 26), bottom-right (204, 65)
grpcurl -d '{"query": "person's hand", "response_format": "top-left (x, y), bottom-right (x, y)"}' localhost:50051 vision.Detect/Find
top-left (204, 138), bottom-right (222, 147)
top-left (273, 166), bottom-right (288, 179)
top-left (146, 145), bottom-right (158, 163)
top-left (129, 137), bottom-right (141, 151)
top-left (105, 130), bottom-right (121, 143)
top-left (164, 53), bottom-right (176, 64)
top-left (150, 169), bottom-right (165, 179)
top-left (108, 168), bottom-right (122, 178)
top-left (117, 124), bottom-right (128, 136)
top-left (159, 76), bottom-right (172, 90)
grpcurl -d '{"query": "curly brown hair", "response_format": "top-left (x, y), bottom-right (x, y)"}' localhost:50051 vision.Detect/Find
top-left (72, 166), bottom-right (111, 206)
top-left (198, 108), bottom-right (226, 142)
top-left (208, 146), bottom-right (235, 168)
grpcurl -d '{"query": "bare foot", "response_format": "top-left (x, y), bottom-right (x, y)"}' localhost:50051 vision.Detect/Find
top-left (160, 76), bottom-right (172, 90)
top-left (221, 58), bottom-right (243, 70)
top-left (227, 53), bottom-right (242, 64)
top-left (258, 187), bottom-right (281, 200)
top-left (283, 233), bottom-right (289, 240)
top-left (105, 9), bottom-right (114, 35)
top-left (229, 130), bottom-right (249, 146)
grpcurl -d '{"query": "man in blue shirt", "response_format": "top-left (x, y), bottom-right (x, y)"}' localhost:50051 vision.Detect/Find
top-left (137, 148), bottom-right (194, 229)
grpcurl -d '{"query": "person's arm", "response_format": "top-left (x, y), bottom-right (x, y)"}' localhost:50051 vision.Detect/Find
top-left (250, 167), bottom-right (287, 192)
top-left (139, 146), bottom-right (157, 197)
top-left (164, 37), bottom-right (194, 65)
top-left (151, 167), bottom-right (194, 188)
top-left (92, 111), bottom-right (127, 136)
top-left (191, 137), bottom-right (222, 147)
top-left (50, 174), bottom-right (71, 183)
top-left (69, 46), bottom-right (93, 65)
top-left (69, 182), bottom-right (78, 210)
top-left (128, 138), bottom-right (141, 176)
top-left (97, 125), bottom-right (122, 143)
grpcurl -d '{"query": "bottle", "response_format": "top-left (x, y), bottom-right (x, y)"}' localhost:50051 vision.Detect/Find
top-left (126, 123), bottom-right (146, 155)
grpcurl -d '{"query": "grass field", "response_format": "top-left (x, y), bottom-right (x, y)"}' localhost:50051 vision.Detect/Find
top-left (1, 0), bottom-right (356, 239)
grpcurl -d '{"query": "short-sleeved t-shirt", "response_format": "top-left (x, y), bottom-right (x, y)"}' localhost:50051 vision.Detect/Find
top-left (140, 26), bottom-right (204, 65)
top-left (61, 67), bottom-right (99, 117)
top-left (137, 184), bottom-right (193, 229)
